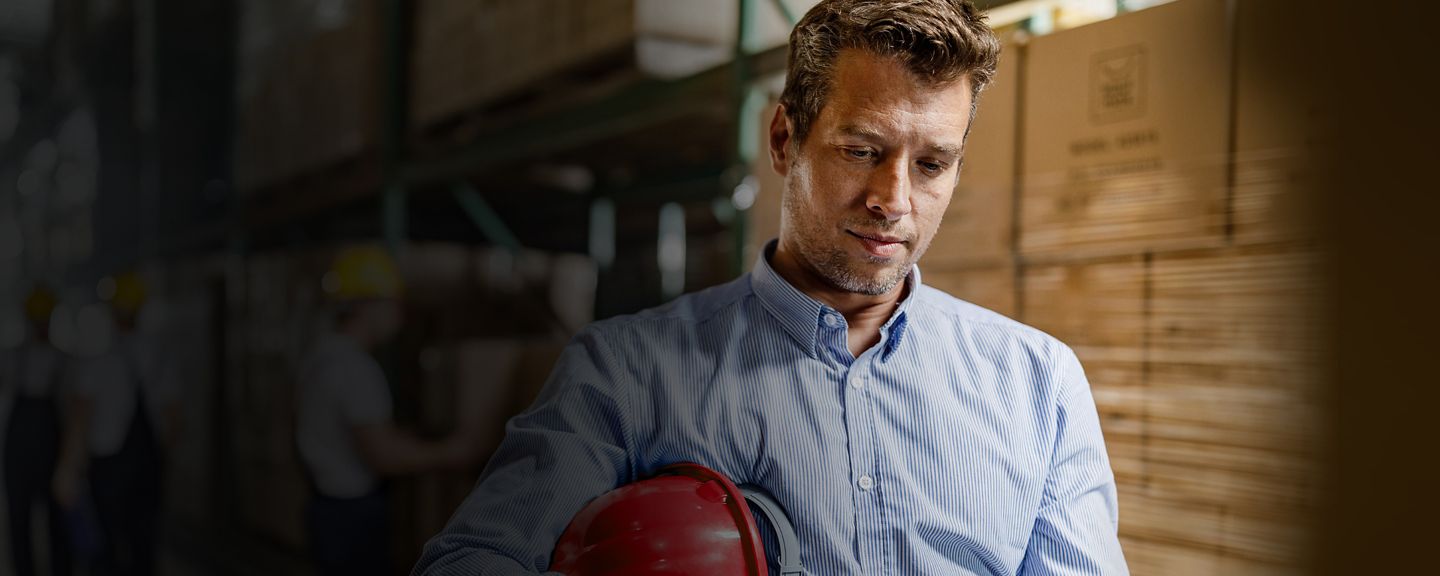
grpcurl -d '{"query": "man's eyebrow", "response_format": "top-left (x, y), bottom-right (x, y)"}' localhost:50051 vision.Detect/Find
top-left (837, 124), bottom-right (885, 140)
top-left (837, 124), bottom-right (964, 158)
top-left (927, 142), bottom-right (964, 158)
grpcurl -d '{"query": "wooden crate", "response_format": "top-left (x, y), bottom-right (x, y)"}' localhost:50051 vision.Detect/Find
top-left (1019, 0), bottom-right (1231, 261)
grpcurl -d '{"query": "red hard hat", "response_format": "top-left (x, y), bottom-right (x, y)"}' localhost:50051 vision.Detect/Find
top-left (551, 462), bottom-right (804, 576)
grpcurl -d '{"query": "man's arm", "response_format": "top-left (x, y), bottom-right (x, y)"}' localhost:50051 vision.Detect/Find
top-left (1018, 345), bottom-right (1130, 575)
top-left (412, 326), bottom-right (637, 575)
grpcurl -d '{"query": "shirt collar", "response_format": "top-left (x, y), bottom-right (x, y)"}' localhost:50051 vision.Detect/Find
top-left (750, 240), bottom-right (920, 359)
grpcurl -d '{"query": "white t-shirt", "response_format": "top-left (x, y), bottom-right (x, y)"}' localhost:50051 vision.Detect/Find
top-left (296, 334), bottom-right (393, 499)
top-left (2, 341), bottom-right (68, 399)
top-left (70, 335), bottom-right (181, 457)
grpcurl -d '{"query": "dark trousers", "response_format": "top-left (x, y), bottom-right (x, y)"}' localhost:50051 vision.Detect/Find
top-left (4, 396), bottom-right (70, 576)
top-left (88, 412), bottom-right (161, 576)
top-left (306, 489), bottom-right (391, 576)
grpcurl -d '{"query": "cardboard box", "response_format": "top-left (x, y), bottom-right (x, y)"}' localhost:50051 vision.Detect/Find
top-left (922, 40), bottom-right (1020, 269)
top-left (1019, 0), bottom-right (1231, 261)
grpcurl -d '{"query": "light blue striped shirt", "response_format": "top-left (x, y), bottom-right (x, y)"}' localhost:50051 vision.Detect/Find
top-left (415, 244), bottom-right (1128, 575)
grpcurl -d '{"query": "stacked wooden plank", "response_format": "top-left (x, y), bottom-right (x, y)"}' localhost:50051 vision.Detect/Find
top-left (1015, 0), bottom-right (1325, 572)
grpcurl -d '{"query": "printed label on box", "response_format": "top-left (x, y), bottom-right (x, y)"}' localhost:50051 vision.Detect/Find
top-left (1090, 45), bottom-right (1148, 124)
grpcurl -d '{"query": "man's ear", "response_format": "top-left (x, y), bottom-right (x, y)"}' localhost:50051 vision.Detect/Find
top-left (769, 104), bottom-right (794, 177)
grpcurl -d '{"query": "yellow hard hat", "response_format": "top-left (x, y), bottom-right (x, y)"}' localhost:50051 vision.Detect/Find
top-left (24, 286), bottom-right (57, 323)
top-left (323, 245), bottom-right (403, 301)
top-left (103, 272), bottom-right (147, 315)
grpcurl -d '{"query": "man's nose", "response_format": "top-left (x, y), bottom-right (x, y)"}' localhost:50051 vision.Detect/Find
top-left (866, 157), bottom-right (913, 221)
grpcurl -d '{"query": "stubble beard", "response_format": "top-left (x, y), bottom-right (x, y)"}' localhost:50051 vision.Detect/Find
top-left (782, 162), bottom-right (923, 296)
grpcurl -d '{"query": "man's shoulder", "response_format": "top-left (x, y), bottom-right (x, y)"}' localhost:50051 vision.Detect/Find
top-left (913, 283), bottom-right (1068, 353)
top-left (585, 274), bottom-right (755, 335)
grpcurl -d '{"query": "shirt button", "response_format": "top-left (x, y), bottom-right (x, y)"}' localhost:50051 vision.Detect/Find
top-left (823, 315), bottom-right (839, 327)
top-left (849, 374), bottom-right (864, 389)
top-left (857, 475), bottom-right (875, 490)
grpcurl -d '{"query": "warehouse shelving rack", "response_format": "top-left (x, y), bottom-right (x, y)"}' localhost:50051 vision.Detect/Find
top-left (235, 0), bottom-right (799, 283)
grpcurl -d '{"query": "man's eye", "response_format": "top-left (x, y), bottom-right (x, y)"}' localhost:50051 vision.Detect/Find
top-left (919, 161), bottom-right (944, 173)
top-left (843, 148), bottom-right (875, 160)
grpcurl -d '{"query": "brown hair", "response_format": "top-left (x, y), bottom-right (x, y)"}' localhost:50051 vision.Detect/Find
top-left (779, 0), bottom-right (1002, 145)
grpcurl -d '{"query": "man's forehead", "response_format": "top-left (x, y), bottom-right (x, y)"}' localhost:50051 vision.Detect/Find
top-left (818, 50), bottom-right (974, 138)
top-left (822, 95), bottom-right (971, 155)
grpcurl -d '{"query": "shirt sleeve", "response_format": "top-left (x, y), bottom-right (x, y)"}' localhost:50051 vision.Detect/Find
top-left (412, 325), bottom-right (636, 575)
top-left (1018, 344), bottom-right (1130, 575)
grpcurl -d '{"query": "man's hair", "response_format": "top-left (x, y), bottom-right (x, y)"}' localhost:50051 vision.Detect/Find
top-left (779, 0), bottom-right (1002, 145)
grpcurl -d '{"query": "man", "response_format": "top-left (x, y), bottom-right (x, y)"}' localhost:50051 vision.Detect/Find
top-left (297, 245), bottom-right (475, 576)
top-left (415, 1), bottom-right (1127, 574)
top-left (54, 272), bottom-right (181, 576)
top-left (3, 286), bottom-right (71, 576)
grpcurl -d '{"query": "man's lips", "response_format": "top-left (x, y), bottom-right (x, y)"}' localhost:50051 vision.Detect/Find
top-left (847, 230), bottom-right (909, 257)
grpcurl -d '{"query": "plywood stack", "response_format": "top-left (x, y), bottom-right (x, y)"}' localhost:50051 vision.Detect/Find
top-left (1013, 0), bottom-right (1326, 573)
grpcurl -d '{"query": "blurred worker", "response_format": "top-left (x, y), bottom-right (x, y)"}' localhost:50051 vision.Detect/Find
top-left (54, 272), bottom-right (181, 576)
top-left (296, 245), bottom-right (475, 576)
top-left (3, 286), bottom-right (71, 576)
top-left (415, 1), bottom-right (1127, 574)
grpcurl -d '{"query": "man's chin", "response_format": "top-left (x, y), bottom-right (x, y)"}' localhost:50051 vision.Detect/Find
top-left (825, 262), bottom-right (911, 296)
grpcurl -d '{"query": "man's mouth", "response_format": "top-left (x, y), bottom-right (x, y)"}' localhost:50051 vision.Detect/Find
top-left (847, 230), bottom-right (908, 258)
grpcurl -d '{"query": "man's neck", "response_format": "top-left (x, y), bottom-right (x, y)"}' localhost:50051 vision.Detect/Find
top-left (770, 244), bottom-right (908, 357)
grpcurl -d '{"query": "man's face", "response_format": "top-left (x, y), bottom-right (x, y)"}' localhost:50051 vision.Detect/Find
top-left (773, 49), bottom-right (973, 295)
